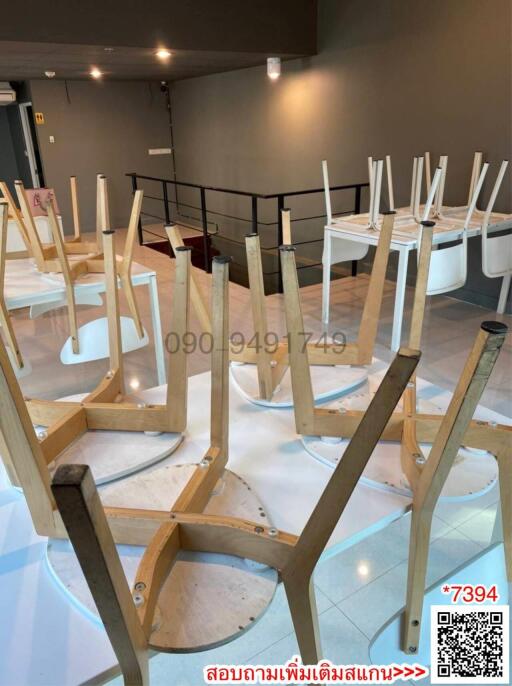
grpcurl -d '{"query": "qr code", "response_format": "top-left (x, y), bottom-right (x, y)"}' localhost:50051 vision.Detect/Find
top-left (431, 605), bottom-right (509, 683)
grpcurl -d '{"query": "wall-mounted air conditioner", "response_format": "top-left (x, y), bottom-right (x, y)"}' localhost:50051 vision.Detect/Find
top-left (0, 82), bottom-right (16, 105)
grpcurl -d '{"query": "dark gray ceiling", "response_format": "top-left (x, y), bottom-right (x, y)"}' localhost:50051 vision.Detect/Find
top-left (0, 41), bottom-right (301, 81)
top-left (0, 0), bottom-right (317, 81)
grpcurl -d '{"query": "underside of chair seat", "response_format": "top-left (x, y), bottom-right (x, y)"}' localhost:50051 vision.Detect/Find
top-left (149, 548), bottom-right (277, 652)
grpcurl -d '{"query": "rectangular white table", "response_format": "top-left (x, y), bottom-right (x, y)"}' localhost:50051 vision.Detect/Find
top-left (322, 210), bottom-right (512, 351)
top-left (4, 257), bottom-right (166, 385)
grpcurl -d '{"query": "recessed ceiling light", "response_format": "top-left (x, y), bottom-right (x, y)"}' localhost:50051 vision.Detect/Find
top-left (156, 49), bottom-right (172, 60)
top-left (104, 47), bottom-right (114, 52)
top-left (90, 67), bottom-right (103, 79)
top-left (44, 71), bottom-right (56, 78)
top-left (357, 562), bottom-right (370, 577)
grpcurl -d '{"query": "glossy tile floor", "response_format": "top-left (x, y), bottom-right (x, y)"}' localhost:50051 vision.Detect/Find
top-left (7, 228), bottom-right (511, 686)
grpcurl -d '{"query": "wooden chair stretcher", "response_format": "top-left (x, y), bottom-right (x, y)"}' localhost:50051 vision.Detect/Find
top-left (0, 228), bottom-right (191, 543)
top-left (52, 333), bottom-right (420, 683)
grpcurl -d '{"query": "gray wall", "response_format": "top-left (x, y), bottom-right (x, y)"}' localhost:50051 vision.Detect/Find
top-left (29, 80), bottom-right (173, 232)
top-left (170, 0), bottom-right (511, 309)
top-left (0, 107), bottom-right (28, 194)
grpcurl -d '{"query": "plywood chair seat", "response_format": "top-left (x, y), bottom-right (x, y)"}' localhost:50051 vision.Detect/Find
top-left (48, 465), bottom-right (279, 652)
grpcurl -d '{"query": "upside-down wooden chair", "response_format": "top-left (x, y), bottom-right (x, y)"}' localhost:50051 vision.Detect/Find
top-left (0, 229), bottom-right (191, 539)
top-left (167, 209), bottom-right (394, 404)
top-left (280, 236), bottom-right (511, 647)
top-left (401, 320), bottom-right (510, 654)
top-left (13, 176), bottom-right (145, 353)
top-left (51, 335), bottom-right (420, 684)
top-left (0, 199), bottom-right (25, 373)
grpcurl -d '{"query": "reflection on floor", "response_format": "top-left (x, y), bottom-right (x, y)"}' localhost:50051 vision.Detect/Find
top-left (5, 229), bottom-right (510, 685)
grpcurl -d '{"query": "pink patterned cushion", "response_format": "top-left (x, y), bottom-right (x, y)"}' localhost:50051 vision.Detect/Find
top-left (24, 188), bottom-right (60, 216)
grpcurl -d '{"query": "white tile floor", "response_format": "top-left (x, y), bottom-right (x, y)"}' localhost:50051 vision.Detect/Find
top-left (4, 229), bottom-right (510, 685)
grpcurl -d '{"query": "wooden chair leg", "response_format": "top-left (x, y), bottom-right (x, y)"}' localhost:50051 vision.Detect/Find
top-left (246, 233), bottom-right (275, 400)
top-left (47, 199), bottom-right (80, 354)
top-left (52, 464), bottom-right (149, 686)
top-left (283, 575), bottom-right (322, 665)
top-left (402, 321), bottom-right (508, 653)
top-left (280, 246), bottom-right (316, 433)
top-left (0, 301), bottom-right (23, 368)
top-left (497, 448), bottom-right (512, 583)
top-left (120, 272), bottom-right (145, 339)
top-left (356, 211), bottom-right (394, 361)
top-left (70, 176), bottom-right (81, 241)
top-left (120, 190), bottom-right (145, 339)
top-left (165, 246), bottom-right (190, 431)
top-left (210, 256), bottom-right (230, 455)
top-left (0, 201), bottom-right (24, 367)
top-left (165, 224), bottom-right (212, 335)
top-left (102, 224), bottom-right (124, 394)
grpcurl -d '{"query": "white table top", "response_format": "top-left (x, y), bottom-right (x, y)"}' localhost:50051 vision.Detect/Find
top-left (327, 206), bottom-right (512, 249)
top-left (0, 363), bottom-right (508, 685)
top-left (4, 257), bottom-right (155, 309)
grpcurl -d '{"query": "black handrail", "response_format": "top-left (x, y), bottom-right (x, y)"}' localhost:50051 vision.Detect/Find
top-left (127, 172), bottom-right (369, 291)
top-left (126, 172), bottom-right (367, 200)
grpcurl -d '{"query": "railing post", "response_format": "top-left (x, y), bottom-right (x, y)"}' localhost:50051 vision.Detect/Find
top-left (200, 187), bottom-right (211, 273)
top-left (130, 174), bottom-right (144, 246)
top-left (162, 181), bottom-right (170, 224)
top-left (251, 195), bottom-right (258, 234)
top-left (354, 184), bottom-right (362, 215)
top-left (277, 194), bottom-right (285, 293)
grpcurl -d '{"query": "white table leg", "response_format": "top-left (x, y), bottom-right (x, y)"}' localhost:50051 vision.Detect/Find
top-left (322, 232), bottom-right (332, 326)
top-left (148, 274), bottom-right (166, 385)
top-left (391, 247), bottom-right (409, 352)
top-left (497, 274), bottom-right (511, 315)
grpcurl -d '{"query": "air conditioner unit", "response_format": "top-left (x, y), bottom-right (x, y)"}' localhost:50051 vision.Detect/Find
top-left (0, 82), bottom-right (16, 105)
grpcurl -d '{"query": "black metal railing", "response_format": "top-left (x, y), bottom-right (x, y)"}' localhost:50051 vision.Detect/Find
top-left (126, 172), bottom-right (369, 293)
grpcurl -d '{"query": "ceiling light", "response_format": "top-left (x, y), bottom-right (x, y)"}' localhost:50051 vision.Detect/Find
top-left (267, 57), bottom-right (281, 80)
top-left (90, 67), bottom-right (103, 79)
top-left (44, 71), bottom-right (56, 78)
top-left (156, 49), bottom-right (172, 60)
top-left (357, 562), bottom-right (370, 578)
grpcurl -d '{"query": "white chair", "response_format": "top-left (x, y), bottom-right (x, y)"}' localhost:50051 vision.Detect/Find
top-left (425, 164), bottom-right (488, 295)
top-left (321, 159), bottom-right (369, 323)
top-left (481, 160), bottom-right (511, 313)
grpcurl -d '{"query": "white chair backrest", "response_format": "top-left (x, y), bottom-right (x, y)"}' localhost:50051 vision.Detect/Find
top-left (468, 152), bottom-right (483, 206)
top-left (322, 160), bottom-right (333, 225)
top-left (321, 159), bottom-right (369, 262)
top-left (421, 167), bottom-right (442, 222)
top-left (425, 163), bottom-right (488, 295)
top-left (370, 159), bottom-right (383, 226)
top-left (433, 155), bottom-right (448, 216)
top-left (424, 151), bottom-right (431, 194)
top-left (482, 160), bottom-right (511, 279)
top-left (386, 155), bottom-right (394, 211)
top-left (413, 156), bottom-right (424, 221)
